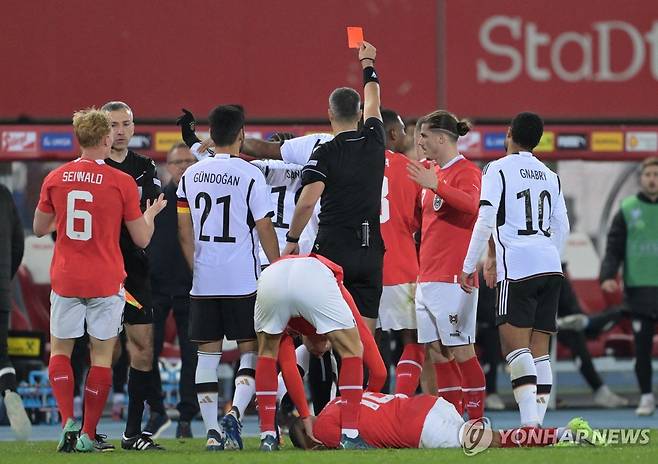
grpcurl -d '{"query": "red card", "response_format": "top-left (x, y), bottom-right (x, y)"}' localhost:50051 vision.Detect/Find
top-left (347, 27), bottom-right (364, 48)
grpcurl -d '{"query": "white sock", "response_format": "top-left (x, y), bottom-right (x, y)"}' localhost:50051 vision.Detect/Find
top-left (342, 428), bottom-right (358, 438)
top-left (296, 345), bottom-right (311, 374)
top-left (534, 355), bottom-right (552, 425)
top-left (506, 348), bottom-right (539, 427)
top-left (232, 352), bottom-right (257, 420)
top-left (196, 351), bottom-right (221, 432)
top-left (276, 373), bottom-right (287, 402)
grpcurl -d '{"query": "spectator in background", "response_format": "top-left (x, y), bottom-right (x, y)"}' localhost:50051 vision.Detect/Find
top-left (0, 184), bottom-right (30, 440)
top-left (600, 157), bottom-right (658, 416)
top-left (147, 143), bottom-right (198, 439)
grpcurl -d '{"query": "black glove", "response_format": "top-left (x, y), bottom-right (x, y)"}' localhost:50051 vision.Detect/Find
top-left (176, 108), bottom-right (201, 148)
top-left (268, 132), bottom-right (296, 144)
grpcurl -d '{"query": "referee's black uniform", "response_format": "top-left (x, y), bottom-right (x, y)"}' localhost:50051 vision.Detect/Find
top-left (300, 117), bottom-right (386, 319)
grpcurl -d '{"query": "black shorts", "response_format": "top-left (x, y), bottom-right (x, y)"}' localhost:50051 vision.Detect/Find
top-left (495, 274), bottom-right (563, 333)
top-left (189, 294), bottom-right (257, 342)
top-left (122, 275), bottom-right (153, 325)
top-left (313, 229), bottom-right (384, 320)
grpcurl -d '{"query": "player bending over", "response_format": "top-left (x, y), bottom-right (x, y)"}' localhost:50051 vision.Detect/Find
top-left (254, 254), bottom-right (380, 451)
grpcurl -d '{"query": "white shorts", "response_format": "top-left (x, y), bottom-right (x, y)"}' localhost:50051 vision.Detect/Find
top-left (415, 282), bottom-right (478, 346)
top-left (50, 290), bottom-right (125, 341)
top-left (377, 283), bottom-right (417, 331)
top-left (419, 397), bottom-right (465, 448)
top-left (255, 258), bottom-right (356, 335)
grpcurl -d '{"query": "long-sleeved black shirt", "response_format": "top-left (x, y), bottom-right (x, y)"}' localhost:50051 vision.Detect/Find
top-left (0, 185), bottom-right (24, 312)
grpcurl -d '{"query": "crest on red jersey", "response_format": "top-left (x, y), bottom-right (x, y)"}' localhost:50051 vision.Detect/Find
top-left (433, 194), bottom-right (443, 211)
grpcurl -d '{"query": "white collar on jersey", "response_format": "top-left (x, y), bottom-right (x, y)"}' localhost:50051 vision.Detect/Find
top-left (441, 154), bottom-right (465, 169)
top-left (74, 158), bottom-right (105, 164)
top-left (213, 153), bottom-right (231, 159)
top-left (514, 151), bottom-right (533, 157)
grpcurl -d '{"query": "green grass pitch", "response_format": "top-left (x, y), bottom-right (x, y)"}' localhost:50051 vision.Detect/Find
top-left (1, 432), bottom-right (657, 464)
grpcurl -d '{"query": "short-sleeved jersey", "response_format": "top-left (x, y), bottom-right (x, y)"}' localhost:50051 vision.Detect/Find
top-left (419, 156), bottom-right (481, 283)
top-left (37, 158), bottom-right (142, 298)
top-left (176, 154), bottom-right (274, 296)
top-left (480, 152), bottom-right (566, 281)
top-left (301, 118), bottom-right (386, 230)
top-left (251, 160), bottom-right (319, 264)
top-left (280, 133), bottom-right (334, 166)
top-left (380, 150), bottom-right (422, 285)
top-left (313, 392), bottom-right (436, 448)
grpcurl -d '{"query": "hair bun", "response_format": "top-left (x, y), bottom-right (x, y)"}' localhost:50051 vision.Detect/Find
top-left (456, 120), bottom-right (471, 137)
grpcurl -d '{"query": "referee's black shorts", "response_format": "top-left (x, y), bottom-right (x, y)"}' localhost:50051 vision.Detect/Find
top-left (313, 228), bottom-right (384, 320)
top-left (121, 251), bottom-right (154, 325)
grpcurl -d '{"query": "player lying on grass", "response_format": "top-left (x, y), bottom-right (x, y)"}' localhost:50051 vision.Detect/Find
top-left (254, 254), bottom-right (386, 451)
top-left (288, 391), bottom-right (596, 450)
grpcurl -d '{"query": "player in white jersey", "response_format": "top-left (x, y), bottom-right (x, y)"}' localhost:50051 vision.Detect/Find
top-left (461, 112), bottom-right (569, 429)
top-left (177, 105), bottom-right (279, 452)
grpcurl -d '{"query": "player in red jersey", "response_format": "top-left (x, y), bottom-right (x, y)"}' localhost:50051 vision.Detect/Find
top-left (33, 108), bottom-right (166, 453)
top-left (289, 391), bottom-right (593, 451)
top-left (406, 111), bottom-right (486, 420)
top-left (254, 254), bottom-right (385, 451)
top-left (378, 109), bottom-right (424, 397)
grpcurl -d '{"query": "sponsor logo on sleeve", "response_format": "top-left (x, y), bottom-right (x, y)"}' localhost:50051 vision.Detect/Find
top-left (128, 133), bottom-right (152, 150)
top-left (626, 132), bottom-right (658, 152)
top-left (535, 132), bottom-right (555, 152)
top-left (592, 132), bottom-right (623, 152)
top-left (1, 131), bottom-right (37, 152)
top-left (556, 134), bottom-right (587, 150)
top-left (483, 132), bottom-right (506, 151)
top-left (155, 132), bottom-right (183, 152)
top-left (41, 132), bottom-right (74, 151)
top-left (457, 131), bottom-right (481, 152)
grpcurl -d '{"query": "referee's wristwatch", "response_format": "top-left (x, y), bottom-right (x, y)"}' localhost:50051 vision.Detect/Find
top-left (285, 232), bottom-right (300, 243)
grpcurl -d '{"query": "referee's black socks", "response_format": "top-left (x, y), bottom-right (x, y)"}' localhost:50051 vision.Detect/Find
top-left (125, 367), bottom-right (151, 437)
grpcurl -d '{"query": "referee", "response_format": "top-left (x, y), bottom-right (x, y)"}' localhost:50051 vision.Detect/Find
top-left (283, 41), bottom-right (384, 332)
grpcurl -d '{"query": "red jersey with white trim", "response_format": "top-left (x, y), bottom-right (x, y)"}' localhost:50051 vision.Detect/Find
top-left (313, 392), bottom-right (436, 448)
top-left (418, 156), bottom-right (481, 283)
top-left (37, 158), bottom-right (142, 297)
top-left (380, 151), bottom-right (422, 285)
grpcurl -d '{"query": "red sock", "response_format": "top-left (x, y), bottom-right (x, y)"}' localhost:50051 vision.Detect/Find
top-left (82, 366), bottom-right (111, 437)
top-left (48, 354), bottom-right (74, 425)
top-left (499, 427), bottom-right (560, 447)
top-left (459, 356), bottom-right (486, 419)
top-left (434, 359), bottom-right (463, 415)
top-left (338, 357), bottom-right (363, 432)
top-left (255, 356), bottom-right (278, 435)
top-left (395, 343), bottom-right (425, 396)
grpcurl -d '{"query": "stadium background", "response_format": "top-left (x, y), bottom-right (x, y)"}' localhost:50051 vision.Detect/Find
top-left (1, 0), bottom-right (658, 445)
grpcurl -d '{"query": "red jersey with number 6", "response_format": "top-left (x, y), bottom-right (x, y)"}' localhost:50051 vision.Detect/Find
top-left (37, 158), bottom-right (142, 298)
top-left (380, 150), bottom-right (422, 285)
top-left (313, 392), bottom-right (437, 448)
top-left (419, 156), bottom-right (481, 283)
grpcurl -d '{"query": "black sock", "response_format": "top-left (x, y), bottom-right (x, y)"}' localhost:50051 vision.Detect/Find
top-left (146, 366), bottom-right (166, 415)
top-left (125, 367), bottom-right (150, 437)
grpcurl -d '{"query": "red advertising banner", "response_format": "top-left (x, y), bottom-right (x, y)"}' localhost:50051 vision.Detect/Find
top-left (0, 0), bottom-right (437, 120)
top-left (2, 124), bottom-right (655, 162)
top-left (443, 0), bottom-right (658, 119)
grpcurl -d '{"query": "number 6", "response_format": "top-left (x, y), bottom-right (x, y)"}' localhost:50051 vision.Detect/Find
top-left (66, 190), bottom-right (93, 241)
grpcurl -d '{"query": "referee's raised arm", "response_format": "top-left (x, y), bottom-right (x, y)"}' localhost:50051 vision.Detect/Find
top-left (359, 41), bottom-right (381, 123)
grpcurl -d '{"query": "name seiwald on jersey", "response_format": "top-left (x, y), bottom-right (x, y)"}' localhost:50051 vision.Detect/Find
top-left (177, 154), bottom-right (273, 296)
top-left (480, 151), bottom-right (569, 281)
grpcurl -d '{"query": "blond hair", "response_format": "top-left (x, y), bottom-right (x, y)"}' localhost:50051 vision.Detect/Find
top-left (72, 108), bottom-right (112, 148)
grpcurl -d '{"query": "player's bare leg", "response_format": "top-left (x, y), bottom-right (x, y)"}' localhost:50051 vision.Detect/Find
top-left (499, 323), bottom-right (539, 427)
top-left (394, 329), bottom-right (426, 396)
top-left (49, 337), bottom-right (79, 452)
top-left (530, 330), bottom-right (553, 425)
top-left (256, 332), bottom-right (283, 451)
top-left (362, 316), bottom-right (377, 335)
top-left (194, 340), bottom-right (223, 450)
top-left (427, 341), bottom-right (463, 414)
top-left (75, 336), bottom-right (115, 452)
top-left (324, 327), bottom-right (369, 449)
